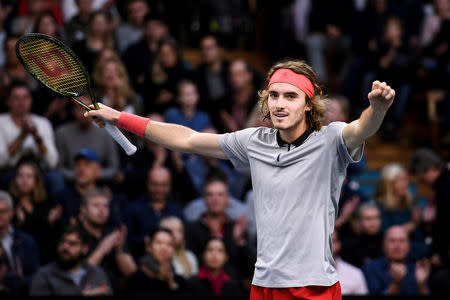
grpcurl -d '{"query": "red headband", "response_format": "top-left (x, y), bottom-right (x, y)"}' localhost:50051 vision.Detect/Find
top-left (268, 69), bottom-right (314, 98)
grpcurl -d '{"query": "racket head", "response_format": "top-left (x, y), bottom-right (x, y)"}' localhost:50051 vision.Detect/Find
top-left (15, 33), bottom-right (91, 99)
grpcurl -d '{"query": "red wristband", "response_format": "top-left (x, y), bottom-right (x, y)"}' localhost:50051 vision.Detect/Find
top-left (117, 112), bottom-right (150, 137)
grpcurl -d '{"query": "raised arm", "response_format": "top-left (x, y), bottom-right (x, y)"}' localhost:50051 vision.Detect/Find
top-left (343, 81), bottom-right (395, 151)
top-left (85, 103), bottom-right (227, 159)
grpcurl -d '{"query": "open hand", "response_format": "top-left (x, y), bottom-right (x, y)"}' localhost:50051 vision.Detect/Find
top-left (368, 80), bottom-right (395, 112)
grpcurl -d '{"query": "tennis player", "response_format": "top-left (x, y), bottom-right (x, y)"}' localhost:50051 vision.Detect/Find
top-left (85, 59), bottom-right (395, 300)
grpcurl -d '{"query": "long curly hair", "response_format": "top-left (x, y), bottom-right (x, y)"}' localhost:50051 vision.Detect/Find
top-left (258, 59), bottom-right (328, 131)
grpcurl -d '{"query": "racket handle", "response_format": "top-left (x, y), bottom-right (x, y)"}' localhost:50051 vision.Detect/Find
top-left (104, 123), bottom-right (137, 155)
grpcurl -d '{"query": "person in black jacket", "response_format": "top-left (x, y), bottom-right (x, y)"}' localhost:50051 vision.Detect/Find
top-left (187, 237), bottom-right (243, 296)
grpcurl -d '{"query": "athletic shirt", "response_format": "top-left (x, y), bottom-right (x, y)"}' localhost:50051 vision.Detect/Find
top-left (217, 122), bottom-right (364, 288)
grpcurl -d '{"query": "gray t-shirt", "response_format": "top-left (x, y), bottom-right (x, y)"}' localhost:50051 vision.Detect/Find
top-left (218, 122), bottom-right (364, 288)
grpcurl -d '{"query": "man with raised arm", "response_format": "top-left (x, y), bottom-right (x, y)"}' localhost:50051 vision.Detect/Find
top-left (85, 59), bottom-right (395, 300)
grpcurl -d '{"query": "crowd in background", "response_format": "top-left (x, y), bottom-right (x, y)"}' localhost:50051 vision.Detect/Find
top-left (0, 0), bottom-right (449, 297)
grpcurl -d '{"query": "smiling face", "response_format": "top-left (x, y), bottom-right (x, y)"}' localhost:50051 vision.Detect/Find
top-left (268, 82), bottom-right (311, 139)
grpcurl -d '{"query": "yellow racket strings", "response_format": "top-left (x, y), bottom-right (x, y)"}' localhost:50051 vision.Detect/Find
top-left (17, 37), bottom-right (88, 96)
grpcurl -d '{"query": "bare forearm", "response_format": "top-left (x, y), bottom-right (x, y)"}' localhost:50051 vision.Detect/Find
top-left (87, 248), bottom-right (107, 266)
top-left (8, 133), bottom-right (27, 156)
top-left (343, 105), bottom-right (386, 150)
top-left (145, 120), bottom-right (226, 159)
top-left (115, 252), bottom-right (137, 276)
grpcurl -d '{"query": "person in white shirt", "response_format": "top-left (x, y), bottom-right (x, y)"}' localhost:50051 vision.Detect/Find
top-left (332, 229), bottom-right (368, 295)
top-left (0, 81), bottom-right (58, 171)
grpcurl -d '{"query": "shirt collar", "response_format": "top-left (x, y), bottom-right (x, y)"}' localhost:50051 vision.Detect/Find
top-left (276, 128), bottom-right (312, 148)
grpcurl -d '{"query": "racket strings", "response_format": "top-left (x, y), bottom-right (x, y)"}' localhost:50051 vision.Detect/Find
top-left (17, 37), bottom-right (88, 96)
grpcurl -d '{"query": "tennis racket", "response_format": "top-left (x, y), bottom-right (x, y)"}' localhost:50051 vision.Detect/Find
top-left (15, 33), bottom-right (137, 155)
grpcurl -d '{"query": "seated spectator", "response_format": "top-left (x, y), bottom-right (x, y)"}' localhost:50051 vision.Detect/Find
top-left (219, 59), bottom-right (259, 133)
top-left (185, 174), bottom-right (256, 285)
top-left (124, 166), bottom-right (184, 259)
top-left (408, 148), bottom-right (450, 282)
top-left (181, 127), bottom-right (250, 199)
top-left (71, 10), bottom-right (116, 73)
top-left (193, 34), bottom-right (231, 127)
top-left (126, 228), bottom-right (187, 296)
top-left (340, 202), bottom-right (384, 268)
top-left (54, 147), bottom-right (123, 228)
top-left (361, 16), bottom-right (415, 140)
top-left (0, 81), bottom-right (63, 198)
top-left (362, 225), bottom-right (431, 295)
top-left (10, 0), bottom-right (59, 36)
top-left (29, 225), bottom-right (112, 296)
top-left (183, 170), bottom-right (247, 223)
top-left (332, 230), bottom-right (368, 295)
top-left (0, 190), bottom-right (40, 296)
top-left (121, 112), bottom-right (197, 202)
top-left (115, 0), bottom-right (150, 53)
top-left (92, 57), bottom-right (144, 116)
top-left (63, 0), bottom-right (95, 45)
top-left (75, 188), bottom-right (136, 294)
top-left (0, 36), bottom-right (38, 103)
top-left (8, 159), bottom-right (62, 265)
top-left (164, 79), bottom-right (212, 133)
top-left (55, 103), bottom-right (120, 184)
top-left (121, 13), bottom-right (170, 94)
top-left (159, 216), bottom-right (198, 279)
top-left (143, 36), bottom-right (192, 114)
top-left (375, 163), bottom-right (428, 260)
top-left (186, 237), bottom-right (243, 296)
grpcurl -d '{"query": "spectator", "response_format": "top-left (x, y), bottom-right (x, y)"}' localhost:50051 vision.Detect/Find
top-left (76, 188), bottom-right (136, 294)
top-left (10, 0), bottom-right (54, 36)
top-left (180, 127), bottom-right (250, 199)
top-left (71, 10), bottom-right (116, 73)
top-left (124, 166), bottom-right (184, 259)
top-left (63, 0), bottom-right (95, 45)
top-left (164, 79), bottom-right (212, 133)
top-left (362, 225), bottom-right (431, 295)
top-left (0, 81), bottom-right (58, 171)
top-left (361, 16), bottom-right (415, 140)
top-left (193, 34), bottom-right (231, 124)
top-left (185, 173), bottom-right (256, 285)
top-left (0, 190), bottom-right (40, 296)
top-left (143, 36), bottom-right (192, 114)
top-left (122, 13), bottom-right (169, 94)
top-left (32, 12), bottom-right (65, 39)
top-left (29, 225), bottom-right (112, 296)
top-left (218, 59), bottom-right (259, 133)
top-left (0, 81), bottom-right (63, 198)
top-left (55, 103), bottom-right (120, 184)
top-left (331, 230), bottom-right (368, 295)
top-left (8, 159), bottom-right (62, 265)
top-left (126, 228), bottom-right (187, 296)
top-left (121, 113), bottom-right (197, 202)
top-left (92, 57), bottom-right (144, 150)
top-left (115, 0), bottom-right (150, 53)
top-left (408, 148), bottom-right (450, 271)
top-left (54, 147), bottom-right (123, 228)
top-left (183, 169), bottom-right (247, 223)
top-left (340, 202), bottom-right (384, 268)
top-left (304, 0), bottom-right (353, 86)
top-left (159, 216), bottom-right (198, 279)
top-left (375, 163), bottom-right (428, 260)
top-left (186, 237), bottom-right (243, 296)
top-left (0, 36), bottom-right (39, 103)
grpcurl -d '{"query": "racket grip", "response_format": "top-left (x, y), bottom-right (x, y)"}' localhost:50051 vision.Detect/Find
top-left (104, 123), bottom-right (137, 155)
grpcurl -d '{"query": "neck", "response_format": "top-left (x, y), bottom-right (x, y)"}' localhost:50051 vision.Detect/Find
top-left (11, 113), bottom-right (27, 126)
top-left (208, 60), bottom-right (221, 73)
top-left (206, 211), bottom-right (225, 220)
top-left (278, 122), bottom-right (308, 144)
top-left (80, 218), bottom-right (102, 239)
top-left (207, 267), bottom-right (221, 278)
top-left (151, 200), bottom-right (166, 211)
top-left (69, 262), bottom-right (84, 274)
top-left (181, 107), bottom-right (195, 118)
top-left (0, 225), bottom-right (10, 238)
top-left (76, 182), bottom-right (96, 195)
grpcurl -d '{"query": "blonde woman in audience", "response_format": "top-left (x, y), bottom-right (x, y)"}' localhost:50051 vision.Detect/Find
top-left (93, 57), bottom-right (143, 115)
top-left (375, 163), bottom-right (428, 259)
top-left (160, 216), bottom-right (199, 279)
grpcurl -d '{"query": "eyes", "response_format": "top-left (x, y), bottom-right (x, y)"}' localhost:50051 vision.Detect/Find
top-left (269, 91), bottom-right (297, 100)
